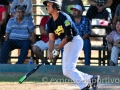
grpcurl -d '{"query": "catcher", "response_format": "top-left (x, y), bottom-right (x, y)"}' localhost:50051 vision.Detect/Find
top-left (43, 0), bottom-right (100, 90)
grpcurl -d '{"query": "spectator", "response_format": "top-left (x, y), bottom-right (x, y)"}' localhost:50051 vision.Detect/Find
top-left (111, 4), bottom-right (120, 29)
top-left (32, 15), bottom-right (61, 65)
top-left (0, 0), bottom-right (9, 15)
top-left (0, 0), bottom-right (9, 43)
top-left (0, 5), bottom-right (36, 64)
top-left (110, 0), bottom-right (120, 19)
top-left (0, 0), bottom-right (12, 60)
top-left (0, 4), bottom-right (8, 39)
top-left (71, 5), bottom-right (91, 66)
top-left (86, 0), bottom-right (112, 20)
top-left (0, 0), bottom-right (10, 14)
top-left (106, 19), bottom-right (120, 66)
top-left (10, 0), bottom-right (33, 20)
top-left (0, 3), bottom-right (8, 56)
top-left (61, 0), bottom-right (85, 19)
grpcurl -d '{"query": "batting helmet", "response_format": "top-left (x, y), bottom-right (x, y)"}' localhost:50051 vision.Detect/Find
top-left (43, 0), bottom-right (61, 10)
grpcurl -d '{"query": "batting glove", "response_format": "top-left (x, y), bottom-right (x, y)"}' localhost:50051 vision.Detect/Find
top-left (52, 49), bottom-right (60, 57)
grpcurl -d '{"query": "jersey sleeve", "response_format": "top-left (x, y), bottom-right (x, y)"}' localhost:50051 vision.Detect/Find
top-left (62, 15), bottom-right (74, 37)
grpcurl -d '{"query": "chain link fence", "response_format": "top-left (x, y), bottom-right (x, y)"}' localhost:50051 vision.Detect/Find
top-left (0, 0), bottom-right (120, 66)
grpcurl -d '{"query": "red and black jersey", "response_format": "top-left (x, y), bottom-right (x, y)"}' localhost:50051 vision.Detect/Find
top-left (46, 12), bottom-right (78, 40)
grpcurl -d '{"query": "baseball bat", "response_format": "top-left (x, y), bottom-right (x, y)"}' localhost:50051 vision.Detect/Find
top-left (19, 59), bottom-right (48, 84)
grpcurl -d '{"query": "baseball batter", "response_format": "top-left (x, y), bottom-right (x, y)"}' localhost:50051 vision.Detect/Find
top-left (43, 0), bottom-right (100, 90)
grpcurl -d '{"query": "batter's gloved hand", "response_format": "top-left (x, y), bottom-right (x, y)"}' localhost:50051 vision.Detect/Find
top-left (52, 49), bottom-right (60, 57)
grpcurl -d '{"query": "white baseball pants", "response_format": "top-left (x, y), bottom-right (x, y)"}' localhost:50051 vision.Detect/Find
top-left (62, 35), bottom-right (92, 89)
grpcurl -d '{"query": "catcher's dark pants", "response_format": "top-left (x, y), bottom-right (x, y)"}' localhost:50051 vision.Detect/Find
top-left (86, 6), bottom-right (109, 20)
top-left (0, 39), bottom-right (31, 64)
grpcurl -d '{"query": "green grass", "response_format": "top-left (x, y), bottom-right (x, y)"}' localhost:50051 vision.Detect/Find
top-left (0, 72), bottom-right (120, 84)
top-left (0, 72), bottom-right (70, 83)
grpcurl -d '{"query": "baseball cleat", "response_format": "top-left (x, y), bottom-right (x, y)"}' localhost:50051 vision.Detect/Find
top-left (91, 75), bottom-right (100, 90)
top-left (81, 84), bottom-right (90, 90)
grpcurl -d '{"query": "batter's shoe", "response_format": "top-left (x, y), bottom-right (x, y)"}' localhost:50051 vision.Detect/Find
top-left (81, 84), bottom-right (90, 90)
top-left (91, 75), bottom-right (100, 90)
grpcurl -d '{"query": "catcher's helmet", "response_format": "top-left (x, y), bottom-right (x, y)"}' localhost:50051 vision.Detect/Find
top-left (43, 0), bottom-right (61, 10)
